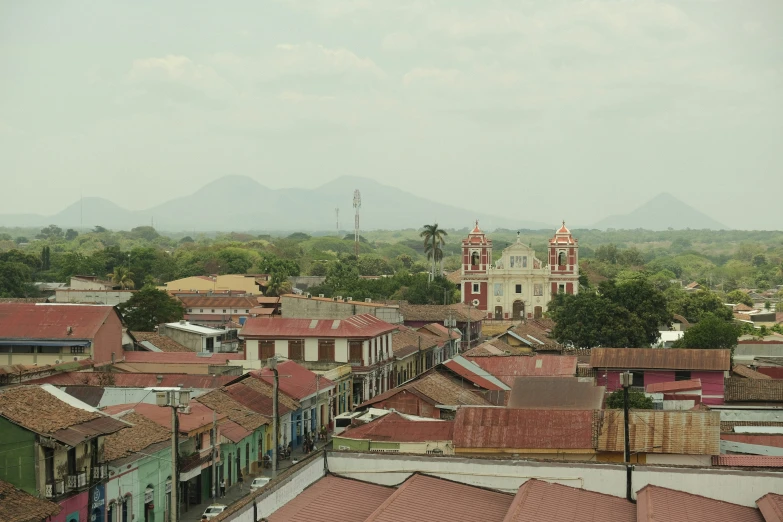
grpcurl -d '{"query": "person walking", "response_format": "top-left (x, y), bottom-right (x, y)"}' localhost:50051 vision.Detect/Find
top-left (220, 479), bottom-right (226, 498)
top-left (238, 472), bottom-right (244, 491)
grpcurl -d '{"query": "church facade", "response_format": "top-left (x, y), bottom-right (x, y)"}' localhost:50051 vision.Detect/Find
top-left (459, 222), bottom-right (579, 320)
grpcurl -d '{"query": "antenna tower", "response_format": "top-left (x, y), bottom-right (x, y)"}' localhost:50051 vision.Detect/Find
top-left (353, 190), bottom-right (361, 256)
top-left (335, 208), bottom-right (340, 236)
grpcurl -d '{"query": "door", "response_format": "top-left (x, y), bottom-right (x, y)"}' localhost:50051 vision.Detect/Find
top-left (512, 301), bottom-right (524, 320)
top-left (494, 306), bottom-right (503, 319)
top-left (534, 306), bottom-right (543, 319)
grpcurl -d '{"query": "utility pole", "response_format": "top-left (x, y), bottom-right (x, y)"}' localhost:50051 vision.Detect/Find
top-left (212, 410), bottom-right (217, 501)
top-left (620, 371), bottom-right (634, 503)
top-left (156, 388), bottom-right (190, 522)
top-left (315, 374), bottom-right (321, 440)
top-left (267, 357), bottom-right (279, 475)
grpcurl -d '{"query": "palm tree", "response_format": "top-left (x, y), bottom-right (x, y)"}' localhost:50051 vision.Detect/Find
top-left (420, 224), bottom-right (448, 282)
top-left (265, 272), bottom-right (293, 297)
top-left (108, 266), bottom-right (135, 289)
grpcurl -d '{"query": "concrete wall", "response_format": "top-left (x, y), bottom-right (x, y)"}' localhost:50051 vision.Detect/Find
top-left (93, 311), bottom-right (124, 364)
top-left (55, 290), bottom-right (134, 305)
top-left (280, 295), bottom-right (402, 324)
top-left (159, 327), bottom-right (219, 352)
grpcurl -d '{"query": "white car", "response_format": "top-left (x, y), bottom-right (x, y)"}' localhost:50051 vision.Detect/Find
top-left (250, 477), bottom-right (270, 490)
top-left (202, 504), bottom-right (227, 519)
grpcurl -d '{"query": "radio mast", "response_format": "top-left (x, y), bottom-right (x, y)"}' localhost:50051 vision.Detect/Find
top-left (353, 190), bottom-right (361, 256)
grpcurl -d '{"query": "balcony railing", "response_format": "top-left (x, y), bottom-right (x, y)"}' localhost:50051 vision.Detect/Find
top-left (45, 480), bottom-right (65, 498)
top-left (67, 472), bottom-right (87, 490)
top-left (92, 464), bottom-right (108, 481)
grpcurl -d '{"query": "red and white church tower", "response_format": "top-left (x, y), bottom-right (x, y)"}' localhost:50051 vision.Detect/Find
top-left (548, 221), bottom-right (579, 296)
top-left (460, 221), bottom-right (492, 311)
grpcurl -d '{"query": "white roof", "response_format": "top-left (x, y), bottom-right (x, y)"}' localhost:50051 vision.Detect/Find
top-left (658, 331), bottom-right (685, 343)
top-left (733, 426), bottom-right (783, 434)
top-left (164, 321), bottom-right (224, 335)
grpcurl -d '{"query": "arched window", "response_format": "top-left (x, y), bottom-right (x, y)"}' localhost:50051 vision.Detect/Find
top-left (558, 251), bottom-right (566, 266)
top-left (471, 251), bottom-right (480, 266)
top-left (121, 494), bottom-right (132, 522)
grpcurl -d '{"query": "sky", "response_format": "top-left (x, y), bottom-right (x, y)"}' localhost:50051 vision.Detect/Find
top-left (1, 0), bottom-right (781, 229)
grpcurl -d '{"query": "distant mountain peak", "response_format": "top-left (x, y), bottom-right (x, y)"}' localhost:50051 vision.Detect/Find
top-left (592, 193), bottom-right (727, 231)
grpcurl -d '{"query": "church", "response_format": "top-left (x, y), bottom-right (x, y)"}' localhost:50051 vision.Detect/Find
top-left (458, 222), bottom-right (579, 320)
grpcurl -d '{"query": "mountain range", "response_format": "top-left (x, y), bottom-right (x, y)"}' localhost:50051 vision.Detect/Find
top-left (592, 192), bottom-right (727, 231)
top-left (0, 176), bottom-right (548, 232)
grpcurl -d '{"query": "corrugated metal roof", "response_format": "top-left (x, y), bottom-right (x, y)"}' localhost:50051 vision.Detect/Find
top-left (712, 455), bottom-right (783, 468)
top-left (268, 475), bottom-right (395, 522)
top-left (62, 385), bottom-right (106, 407)
top-left (598, 410), bottom-right (720, 455)
top-left (636, 485), bottom-right (764, 522)
top-left (253, 360), bottom-right (334, 401)
top-left (503, 479), bottom-right (635, 522)
top-left (721, 434), bottom-right (783, 448)
top-left (338, 412), bottom-right (453, 443)
top-left (507, 377), bottom-right (605, 410)
top-left (241, 313), bottom-right (396, 339)
top-left (757, 493), bottom-right (783, 522)
top-left (0, 303), bottom-right (117, 340)
top-left (122, 351), bottom-right (244, 364)
top-left (50, 416), bottom-right (129, 447)
top-left (364, 473), bottom-right (514, 522)
top-left (223, 381), bottom-right (294, 417)
top-left (725, 378), bottom-right (783, 402)
top-left (465, 355), bottom-right (577, 386)
top-left (590, 348), bottom-right (731, 371)
top-left (454, 408), bottom-right (595, 450)
top-left (443, 357), bottom-right (510, 391)
top-left (219, 419), bottom-right (251, 443)
top-left (646, 379), bottom-right (702, 394)
top-left (178, 296), bottom-right (257, 309)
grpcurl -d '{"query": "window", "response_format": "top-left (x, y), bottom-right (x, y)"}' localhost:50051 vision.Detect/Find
top-left (349, 341), bottom-right (363, 363)
top-left (534, 284), bottom-right (543, 296)
top-left (318, 339), bottom-right (335, 361)
top-left (631, 371), bottom-right (645, 390)
top-left (67, 447), bottom-right (77, 475)
top-left (195, 433), bottom-right (202, 450)
top-left (472, 283), bottom-right (480, 293)
top-left (558, 284), bottom-right (565, 293)
top-left (515, 284), bottom-right (522, 294)
top-left (211, 309), bottom-right (215, 313)
top-left (206, 337), bottom-right (214, 352)
top-left (259, 340), bottom-right (275, 360)
top-left (200, 309), bottom-right (203, 312)
top-left (288, 340), bottom-right (304, 360)
top-left (188, 308), bottom-right (192, 312)
top-left (222, 309), bottom-right (226, 313)
top-left (493, 283), bottom-right (503, 296)
top-left (70, 346), bottom-right (85, 354)
top-left (522, 256), bottom-right (528, 268)
top-left (44, 447), bottom-right (54, 483)
top-left (675, 371), bottom-right (691, 381)
top-left (245, 309), bottom-right (250, 313)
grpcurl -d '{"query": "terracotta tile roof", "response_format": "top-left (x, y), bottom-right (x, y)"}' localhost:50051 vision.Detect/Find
top-left (712, 455), bottom-right (783, 468)
top-left (364, 473), bottom-right (514, 522)
top-left (132, 331), bottom-right (193, 352)
top-left (446, 270), bottom-right (462, 284)
top-left (122, 351), bottom-right (244, 364)
top-left (177, 296), bottom-right (257, 309)
top-left (0, 303), bottom-right (119, 340)
top-left (29, 372), bottom-right (238, 388)
top-left (503, 479), bottom-right (635, 522)
top-left (507, 322), bottom-right (560, 350)
top-left (102, 402), bottom-right (223, 435)
top-left (392, 326), bottom-right (439, 355)
top-left (636, 485), bottom-right (764, 522)
top-left (103, 411), bottom-right (171, 462)
top-left (0, 385), bottom-right (101, 434)
top-left (465, 355), bottom-right (577, 387)
top-left (732, 365), bottom-right (773, 380)
top-left (454, 408), bottom-right (596, 450)
top-left (399, 303), bottom-right (485, 323)
top-left (195, 389), bottom-right (270, 431)
top-left (0, 479), bottom-right (61, 522)
top-left (252, 360), bottom-right (334, 401)
top-left (597, 410), bottom-right (720, 455)
top-left (757, 493), bottom-right (783, 522)
top-left (360, 372), bottom-right (491, 408)
top-left (240, 314), bottom-right (397, 339)
top-left (508, 377), bottom-right (605, 409)
top-left (463, 342), bottom-right (506, 356)
top-left (725, 378), bottom-right (783, 402)
top-left (268, 475), bottom-right (395, 522)
top-left (339, 412), bottom-right (454, 443)
top-left (733, 303), bottom-right (754, 312)
top-left (417, 322), bottom-right (460, 340)
top-left (590, 348), bottom-right (731, 371)
top-left (646, 379), bottom-right (702, 394)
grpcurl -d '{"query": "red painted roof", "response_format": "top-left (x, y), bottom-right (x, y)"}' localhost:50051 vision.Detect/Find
top-left (252, 360), bottom-right (334, 400)
top-left (757, 493), bottom-right (783, 522)
top-left (636, 485), bottom-right (763, 522)
top-left (503, 479), bottom-right (635, 521)
top-left (268, 475), bottom-right (395, 522)
top-left (103, 402), bottom-right (223, 435)
top-left (364, 473), bottom-right (514, 522)
top-left (712, 455), bottom-right (783, 468)
top-left (590, 348), bottom-right (730, 371)
top-left (28, 372), bottom-right (237, 388)
top-left (338, 413), bottom-right (454, 443)
top-left (122, 351), bottom-right (244, 364)
top-left (646, 379), bottom-right (702, 394)
top-left (0, 304), bottom-right (118, 340)
top-left (443, 360), bottom-right (505, 391)
top-left (240, 313), bottom-right (396, 339)
top-left (454, 408), bottom-right (595, 450)
top-left (465, 355), bottom-right (577, 387)
top-left (219, 419), bottom-right (251, 443)
top-left (223, 381), bottom-right (293, 417)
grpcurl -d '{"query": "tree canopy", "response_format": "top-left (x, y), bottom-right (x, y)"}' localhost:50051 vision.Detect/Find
top-left (672, 313), bottom-right (740, 349)
top-left (117, 286), bottom-right (185, 331)
top-left (606, 389), bottom-right (654, 409)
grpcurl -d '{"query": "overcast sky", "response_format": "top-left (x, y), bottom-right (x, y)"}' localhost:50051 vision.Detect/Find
top-left (1, 0), bottom-right (781, 229)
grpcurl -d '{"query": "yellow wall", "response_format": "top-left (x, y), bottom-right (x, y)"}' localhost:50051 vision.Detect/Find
top-left (162, 275), bottom-right (263, 295)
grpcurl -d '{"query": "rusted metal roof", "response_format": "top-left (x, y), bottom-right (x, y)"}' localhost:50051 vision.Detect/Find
top-left (241, 313), bottom-right (397, 339)
top-left (757, 493), bottom-right (783, 522)
top-left (598, 410), bottom-right (720, 455)
top-left (507, 377), bottom-right (605, 409)
top-left (721, 434), bottom-right (783, 448)
top-left (364, 473), bottom-right (514, 522)
top-left (454, 408), bottom-right (595, 450)
top-left (268, 475), bottom-right (395, 522)
top-left (503, 479), bottom-right (635, 521)
top-left (224, 379), bottom-right (298, 416)
top-left (590, 348), bottom-right (731, 371)
top-left (253, 360), bottom-right (334, 401)
top-left (338, 412), bottom-right (454, 443)
top-left (178, 295), bottom-right (257, 309)
top-left (646, 379), bottom-right (702, 394)
top-left (712, 455), bottom-right (783, 468)
top-left (0, 303), bottom-right (118, 340)
top-left (219, 419), bottom-right (251, 443)
top-left (50, 416), bottom-right (129, 447)
top-left (465, 355), bottom-right (577, 387)
top-left (636, 485), bottom-right (764, 522)
top-left (0, 478), bottom-right (61, 522)
top-left (62, 385), bottom-right (106, 407)
top-left (443, 357), bottom-right (509, 391)
top-left (102, 402), bottom-right (224, 436)
top-left (725, 378), bottom-right (783, 402)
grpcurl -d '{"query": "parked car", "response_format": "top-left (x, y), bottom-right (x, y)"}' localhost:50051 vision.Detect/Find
top-left (202, 505), bottom-right (227, 520)
top-left (250, 477), bottom-right (270, 490)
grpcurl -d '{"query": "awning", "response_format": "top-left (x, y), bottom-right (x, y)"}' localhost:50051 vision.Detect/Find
top-left (179, 466), bottom-right (202, 482)
top-left (0, 340), bottom-right (90, 347)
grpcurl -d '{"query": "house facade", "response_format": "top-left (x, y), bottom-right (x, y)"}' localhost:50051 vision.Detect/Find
top-left (280, 294), bottom-right (402, 324)
top-left (240, 314), bottom-right (397, 406)
top-left (458, 222), bottom-right (579, 320)
top-left (158, 321), bottom-right (234, 353)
